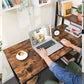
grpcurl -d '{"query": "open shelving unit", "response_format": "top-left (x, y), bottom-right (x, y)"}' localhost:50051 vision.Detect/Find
top-left (57, 14), bottom-right (82, 26)
top-left (54, 2), bottom-right (82, 65)
top-left (55, 2), bottom-right (83, 33)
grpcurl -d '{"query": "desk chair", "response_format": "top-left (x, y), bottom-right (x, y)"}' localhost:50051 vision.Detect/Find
top-left (44, 61), bottom-right (82, 84)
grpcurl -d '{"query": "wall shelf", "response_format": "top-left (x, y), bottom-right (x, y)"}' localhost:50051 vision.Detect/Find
top-left (57, 14), bottom-right (82, 26)
top-left (3, 5), bottom-right (20, 12)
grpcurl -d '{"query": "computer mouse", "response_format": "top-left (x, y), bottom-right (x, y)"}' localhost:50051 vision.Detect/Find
top-left (61, 40), bottom-right (66, 44)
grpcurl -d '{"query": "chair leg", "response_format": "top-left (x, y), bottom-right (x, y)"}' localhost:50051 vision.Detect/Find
top-left (44, 80), bottom-right (59, 84)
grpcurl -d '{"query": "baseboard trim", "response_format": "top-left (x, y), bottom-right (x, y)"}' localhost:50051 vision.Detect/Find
top-left (2, 73), bottom-right (14, 84)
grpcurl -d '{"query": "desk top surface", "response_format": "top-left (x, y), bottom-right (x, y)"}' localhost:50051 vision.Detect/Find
top-left (3, 24), bottom-right (82, 84)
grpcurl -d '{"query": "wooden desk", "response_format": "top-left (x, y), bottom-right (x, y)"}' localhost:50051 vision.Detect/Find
top-left (0, 74), bottom-right (2, 80)
top-left (3, 24), bottom-right (82, 84)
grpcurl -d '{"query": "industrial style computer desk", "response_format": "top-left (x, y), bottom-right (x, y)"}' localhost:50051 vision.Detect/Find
top-left (3, 24), bottom-right (82, 84)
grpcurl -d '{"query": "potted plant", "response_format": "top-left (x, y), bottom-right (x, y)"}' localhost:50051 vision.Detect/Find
top-left (77, 4), bottom-right (82, 21)
top-left (17, 0), bottom-right (31, 16)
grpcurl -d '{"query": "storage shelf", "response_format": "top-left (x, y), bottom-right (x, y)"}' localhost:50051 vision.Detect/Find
top-left (57, 14), bottom-right (82, 26)
top-left (3, 5), bottom-right (20, 12)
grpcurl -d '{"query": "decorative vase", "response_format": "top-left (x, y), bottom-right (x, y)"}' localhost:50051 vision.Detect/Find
top-left (78, 13), bottom-right (82, 21)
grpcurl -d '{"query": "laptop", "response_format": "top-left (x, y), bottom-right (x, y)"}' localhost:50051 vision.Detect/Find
top-left (29, 25), bottom-right (63, 56)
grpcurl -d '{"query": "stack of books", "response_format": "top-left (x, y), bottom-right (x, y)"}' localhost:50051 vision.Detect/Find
top-left (61, 54), bottom-right (75, 65)
top-left (58, 0), bottom-right (72, 17)
top-left (2, 0), bottom-right (20, 9)
top-left (65, 24), bottom-right (82, 38)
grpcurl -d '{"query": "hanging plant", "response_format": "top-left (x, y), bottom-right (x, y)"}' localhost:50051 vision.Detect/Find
top-left (0, 41), bottom-right (2, 51)
top-left (17, 0), bottom-right (31, 16)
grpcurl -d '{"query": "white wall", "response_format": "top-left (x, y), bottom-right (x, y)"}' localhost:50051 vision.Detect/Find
top-left (2, 0), bottom-right (57, 49)
top-left (0, 0), bottom-right (2, 41)
top-left (2, 0), bottom-right (83, 83)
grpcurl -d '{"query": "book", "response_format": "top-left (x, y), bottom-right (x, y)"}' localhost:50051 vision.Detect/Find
top-left (2, 0), bottom-right (8, 9)
top-left (61, 54), bottom-right (75, 65)
top-left (15, 0), bottom-right (20, 5)
top-left (5, 0), bottom-right (11, 8)
top-left (63, 56), bottom-right (75, 62)
top-left (43, 0), bottom-right (47, 3)
top-left (58, 0), bottom-right (61, 15)
top-left (10, 0), bottom-right (16, 7)
top-left (65, 24), bottom-right (82, 38)
top-left (2, 1), bottom-right (6, 9)
top-left (8, 0), bottom-right (13, 7)
top-left (61, 1), bottom-right (72, 17)
top-left (39, 0), bottom-right (43, 4)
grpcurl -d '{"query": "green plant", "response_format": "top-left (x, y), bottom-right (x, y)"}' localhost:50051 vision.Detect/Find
top-left (17, 0), bottom-right (31, 16)
top-left (77, 4), bottom-right (82, 14)
top-left (0, 41), bottom-right (2, 51)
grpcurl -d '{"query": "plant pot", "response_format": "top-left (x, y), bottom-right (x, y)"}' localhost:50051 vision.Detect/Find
top-left (78, 13), bottom-right (82, 21)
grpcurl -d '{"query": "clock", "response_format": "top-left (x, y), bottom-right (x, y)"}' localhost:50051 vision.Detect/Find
top-left (54, 29), bottom-right (60, 36)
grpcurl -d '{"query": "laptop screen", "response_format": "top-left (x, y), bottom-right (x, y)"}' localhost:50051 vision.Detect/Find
top-left (30, 25), bottom-right (52, 46)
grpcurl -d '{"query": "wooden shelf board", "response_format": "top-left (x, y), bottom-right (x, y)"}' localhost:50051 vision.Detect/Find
top-left (57, 14), bottom-right (82, 26)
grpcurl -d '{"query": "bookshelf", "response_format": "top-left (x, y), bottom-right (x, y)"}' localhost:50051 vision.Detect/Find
top-left (55, 2), bottom-right (83, 33)
top-left (32, 0), bottom-right (51, 7)
top-left (2, 0), bottom-right (20, 12)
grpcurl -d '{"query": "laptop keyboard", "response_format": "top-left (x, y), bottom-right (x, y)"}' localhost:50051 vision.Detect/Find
top-left (36, 40), bottom-right (56, 49)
